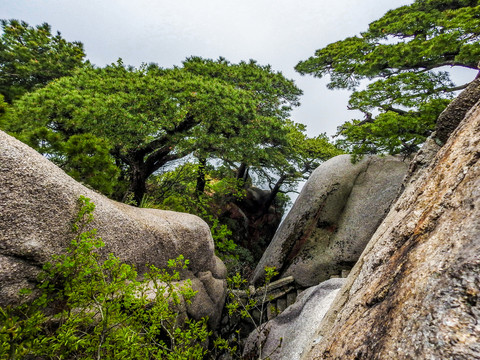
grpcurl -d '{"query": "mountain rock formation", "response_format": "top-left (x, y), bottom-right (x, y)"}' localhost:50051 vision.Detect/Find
top-left (245, 79), bottom-right (480, 360)
top-left (0, 130), bottom-right (226, 328)
top-left (252, 154), bottom-right (408, 288)
top-left (302, 97), bottom-right (480, 359)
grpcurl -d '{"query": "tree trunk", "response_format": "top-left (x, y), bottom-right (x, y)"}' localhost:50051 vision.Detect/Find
top-left (236, 163), bottom-right (249, 183)
top-left (130, 165), bottom-right (148, 206)
top-left (195, 157), bottom-right (207, 196)
top-left (262, 174), bottom-right (287, 214)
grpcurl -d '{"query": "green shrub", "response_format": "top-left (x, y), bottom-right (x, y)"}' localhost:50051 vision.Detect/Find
top-left (0, 196), bottom-right (209, 360)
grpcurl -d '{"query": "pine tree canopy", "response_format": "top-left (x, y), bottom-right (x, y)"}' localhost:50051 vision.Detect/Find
top-left (296, 0), bottom-right (480, 156)
top-left (0, 19), bottom-right (86, 102)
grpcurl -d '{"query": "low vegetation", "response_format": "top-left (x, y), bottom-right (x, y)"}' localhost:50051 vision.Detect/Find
top-left (0, 197), bottom-right (209, 359)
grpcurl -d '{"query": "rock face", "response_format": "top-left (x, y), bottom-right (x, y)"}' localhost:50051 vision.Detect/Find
top-left (303, 101), bottom-right (480, 358)
top-left (252, 155), bottom-right (408, 288)
top-left (435, 76), bottom-right (480, 145)
top-left (222, 186), bottom-right (283, 264)
top-left (0, 130), bottom-right (226, 328)
top-left (243, 278), bottom-right (345, 360)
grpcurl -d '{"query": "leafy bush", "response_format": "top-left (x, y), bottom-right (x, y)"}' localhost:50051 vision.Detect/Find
top-left (0, 196), bottom-right (209, 360)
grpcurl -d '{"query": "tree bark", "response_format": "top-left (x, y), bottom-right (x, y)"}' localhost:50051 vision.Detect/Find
top-left (130, 164), bottom-right (148, 206)
top-left (236, 163), bottom-right (249, 183)
top-left (195, 157), bottom-right (207, 196)
top-left (262, 174), bottom-right (287, 214)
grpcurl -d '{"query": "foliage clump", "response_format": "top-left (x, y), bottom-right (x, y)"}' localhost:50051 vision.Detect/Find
top-left (0, 19), bottom-right (86, 103)
top-left (2, 57), bottom-right (303, 203)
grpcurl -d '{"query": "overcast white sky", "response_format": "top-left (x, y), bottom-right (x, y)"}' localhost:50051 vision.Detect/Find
top-left (2, 0), bottom-right (420, 137)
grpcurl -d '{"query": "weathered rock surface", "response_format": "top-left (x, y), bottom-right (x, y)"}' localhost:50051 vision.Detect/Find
top-left (401, 77), bottom-right (480, 192)
top-left (243, 278), bottom-right (345, 360)
top-left (0, 130), bottom-right (226, 328)
top-left (252, 155), bottom-right (408, 287)
top-left (303, 100), bottom-right (480, 359)
top-left (435, 76), bottom-right (480, 145)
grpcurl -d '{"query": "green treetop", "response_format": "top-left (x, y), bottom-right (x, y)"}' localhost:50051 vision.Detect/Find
top-left (296, 0), bottom-right (480, 156)
top-left (178, 57), bottom-right (304, 192)
top-left (0, 19), bottom-right (86, 103)
top-left (4, 57), bottom-right (314, 205)
top-left (5, 60), bottom-right (259, 202)
top-left (177, 57), bottom-right (342, 203)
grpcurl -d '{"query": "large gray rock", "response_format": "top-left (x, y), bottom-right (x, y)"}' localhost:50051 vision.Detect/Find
top-left (243, 278), bottom-right (345, 360)
top-left (253, 155), bottom-right (408, 287)
top-left (303, 100), bottom-right (480, 359)
top-left (0, 130), bottom-right (226, 328)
